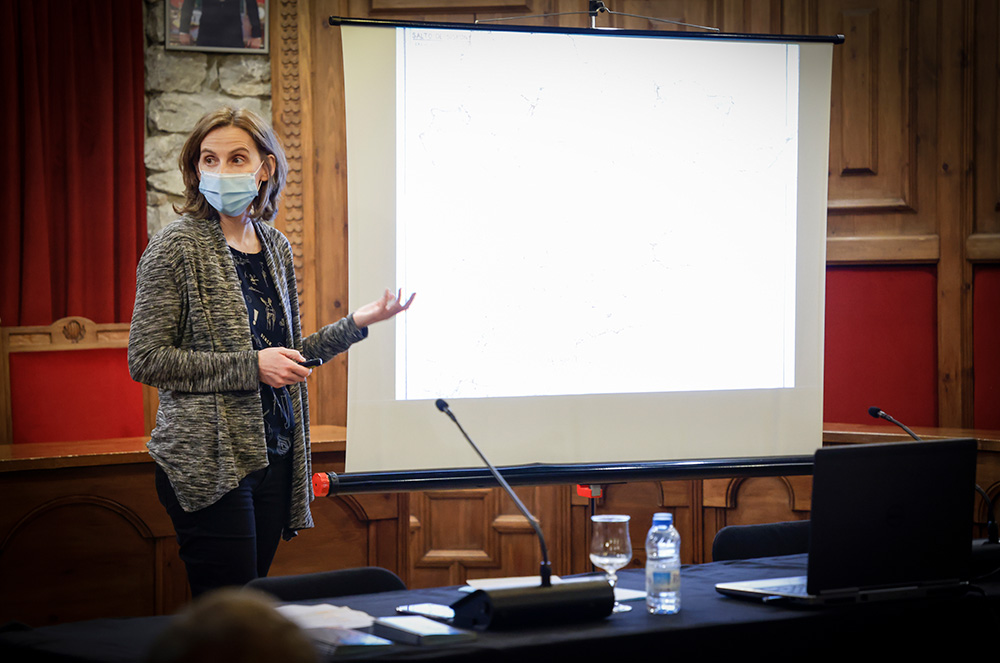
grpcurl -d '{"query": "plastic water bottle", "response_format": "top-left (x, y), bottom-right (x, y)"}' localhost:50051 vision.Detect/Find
top-left (645, 512), bottom-right (681, 614)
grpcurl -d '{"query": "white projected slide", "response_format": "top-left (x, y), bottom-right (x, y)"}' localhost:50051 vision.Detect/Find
top-left (341, 23), bottom-right (834, 473)
top-left (397, 31), bottom-right (798, 400)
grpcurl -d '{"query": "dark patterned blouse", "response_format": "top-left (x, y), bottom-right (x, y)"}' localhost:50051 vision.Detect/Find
top-left (230, 246), bottom-right (293, 456)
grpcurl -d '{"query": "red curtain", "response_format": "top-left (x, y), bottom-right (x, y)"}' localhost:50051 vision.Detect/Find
top-left (1, 0), bottom-right (147, 326)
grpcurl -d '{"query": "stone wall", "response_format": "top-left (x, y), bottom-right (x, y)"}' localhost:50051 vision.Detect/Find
top-left (142, 0), bottom-right (272, 238)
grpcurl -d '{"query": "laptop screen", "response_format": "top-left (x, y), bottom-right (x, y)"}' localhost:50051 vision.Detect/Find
top-left (806, 438), bottom-right (977, 595)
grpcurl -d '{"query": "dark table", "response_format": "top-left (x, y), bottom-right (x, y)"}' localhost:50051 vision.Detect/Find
top-left (3, 555), bottom-right (998, 661)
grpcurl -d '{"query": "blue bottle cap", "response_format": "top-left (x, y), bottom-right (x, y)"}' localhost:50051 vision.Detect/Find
top-left (652, 512), bottom-right (673, 525)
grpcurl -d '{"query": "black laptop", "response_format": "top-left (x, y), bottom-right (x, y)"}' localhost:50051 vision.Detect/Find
top-left (715, 438), bottom-right (978, 605)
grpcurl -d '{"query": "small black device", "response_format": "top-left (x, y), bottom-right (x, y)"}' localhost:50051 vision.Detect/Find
top-left (298, 358), bottom-right (323, 368)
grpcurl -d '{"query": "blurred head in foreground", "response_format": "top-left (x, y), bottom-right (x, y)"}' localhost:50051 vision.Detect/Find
top-left (146, 588), bottom-right (317, 663)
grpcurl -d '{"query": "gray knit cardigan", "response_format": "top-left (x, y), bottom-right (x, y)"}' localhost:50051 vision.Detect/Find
top-left (128, 216), bottom-right (366, 537)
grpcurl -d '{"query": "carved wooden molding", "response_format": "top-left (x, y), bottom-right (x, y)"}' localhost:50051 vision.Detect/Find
top-left (827, 198), bottom-right (916, 215)
top-left (702, 475), bottom-right (812, 512)
top-left (335, 494), bottom-right (374, 521)
top-left (1, 495), bottom-right (155, 553)
top-left (3, 317), bottom-right (129, 352)
top-left (967, 233), bottom-right (1000, 262)
top-left (420, 548), bottom-right (494, 564)
top-left (272, 0), bottom-right (307, 310)
top-left (492, 513), bottom-right (533, 533)
top-left (826, 234), bottom-right (940, 263)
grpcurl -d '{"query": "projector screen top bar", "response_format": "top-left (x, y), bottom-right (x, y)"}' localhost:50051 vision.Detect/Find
top-left (328, 16), bottom-right (845, 45)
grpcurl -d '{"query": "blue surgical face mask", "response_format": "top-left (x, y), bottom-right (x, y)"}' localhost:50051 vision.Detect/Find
top-left (199, 161), bottom-right (264, 217)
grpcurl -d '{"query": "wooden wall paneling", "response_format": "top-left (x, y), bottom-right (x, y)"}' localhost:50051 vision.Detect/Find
top-left (701, 475), bottom-right (812, 561)
top-left (271, 0), bottom-right (313, 341)
top-left (360, 492), bottom-right (411, 571)
top-left (575, 479), bottom-right (699, 568)
top-left (535, 483), bottom-right (574, 577)
top-left (968, 0), bottom-right (1000, 260)
top-left (968, 234), bottom-right (1000, 261)
top-left (0, 326), bottom-right (8, 444)
top-left (931, 1), bottom-right (974, 427)
top-left (270, 492), bottom-right (409, 579)
top-left (611, 0), bottom-right (789, 33)
top-left (780, 0), bottom-right (818, 35)
top-left (491, 506), bottom-right (550, 578)
top-left (408, 488), bottom-right (502, 587)
top-left (823, 1), bottom-right (935, 263)
top-left (549, 0), bottom-right (593, 29)
top-left (609, 1), bottom-right (701, 31)
top-left (406, 484), bottom-right (571, 588)
top-left (154, 535), bottom-right (189, 616)
top-left (473, 1), bottom-right (563, 28)
top-left (345, 0), bottom-right (369, 20)
top-left (0, 443), bottom-right (409, 626)
top-left (568, 486), bottom-right (595, 575)
top-left (1, 497), bottom-right (156, 626)
top-left (370, 0), bottom-right (529, 13)
top-left (840, 9), bottom-right (879, 176)
top-left (270, 0), bottom-right (354, 428)
top-left (0, 464), bottom-right (180, 626)
top-left (267, 0), bottom-right (993, 583)
top-left (363, 0), bottom-right (586, 27)
top-left (973, 267), bottom-right (1000, 428)
top-left (270, 442), bottom-right (408, 581)
top-left (309, 0), bottom-right (355, 427)
top-left (716, 0), bottom-right (782, 35)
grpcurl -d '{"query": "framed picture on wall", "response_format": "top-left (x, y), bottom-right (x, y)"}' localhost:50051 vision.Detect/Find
top-left (165, 0), bottom-right (269, 54)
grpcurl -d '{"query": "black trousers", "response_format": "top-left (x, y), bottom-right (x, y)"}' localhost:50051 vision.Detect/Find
top-left (155, 451), bottom-right (292, 598)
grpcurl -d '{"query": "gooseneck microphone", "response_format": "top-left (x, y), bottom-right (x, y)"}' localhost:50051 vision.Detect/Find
top-left (434, 398), bottom-right (552, 587)
top-left (867, 406), bottom-right (999, 549)
top-left (436, 399), bottom-right (552, 587)
top-left (867, 406), bottom-right (922, 441)
top-left (435, 399), bottom-right (615, 629)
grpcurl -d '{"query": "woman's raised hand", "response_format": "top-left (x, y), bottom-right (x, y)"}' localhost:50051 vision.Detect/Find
top-left (352, 289), bottom-right (416, 328)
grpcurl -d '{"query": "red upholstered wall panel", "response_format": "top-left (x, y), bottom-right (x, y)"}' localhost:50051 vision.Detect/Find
top-left (974, 266), bottom-right (1000, 429)
top-left (824, 266), bottom-right (938, 427)
top-left (9, 348), bottom-right (145, 443)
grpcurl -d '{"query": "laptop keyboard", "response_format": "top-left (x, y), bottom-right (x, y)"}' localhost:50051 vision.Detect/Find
top-left (764, 582), bottom-right (809, 596)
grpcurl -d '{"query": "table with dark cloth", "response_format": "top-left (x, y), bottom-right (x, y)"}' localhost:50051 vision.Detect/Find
top-left (3, 555), bottom-right (998, 661)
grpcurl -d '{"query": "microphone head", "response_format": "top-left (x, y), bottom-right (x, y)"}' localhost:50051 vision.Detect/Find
top-left (868, 406), bottom-right (883, 419)
top-left (435, 398), bottom-right (450, 413)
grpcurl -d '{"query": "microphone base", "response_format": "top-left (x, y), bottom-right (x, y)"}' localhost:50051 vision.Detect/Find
top-left (971, 537), bottom-right (1000, 578)
top-left (450, 579), bottom-right (615, 630)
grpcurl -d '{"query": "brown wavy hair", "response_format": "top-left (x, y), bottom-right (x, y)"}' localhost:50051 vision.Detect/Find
top-left (174, 107), bottom-right (288, 223)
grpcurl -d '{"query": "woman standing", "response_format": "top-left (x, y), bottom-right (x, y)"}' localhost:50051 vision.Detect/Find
top-left (129, 107), bottom-right (413, 597)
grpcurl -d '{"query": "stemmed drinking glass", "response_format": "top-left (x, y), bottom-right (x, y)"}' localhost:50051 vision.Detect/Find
top-left (590, 514), bottom-right (633, 613)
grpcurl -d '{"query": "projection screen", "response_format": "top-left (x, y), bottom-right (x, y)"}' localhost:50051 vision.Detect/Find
top-left (339, 20), bottom-right (835, 473)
